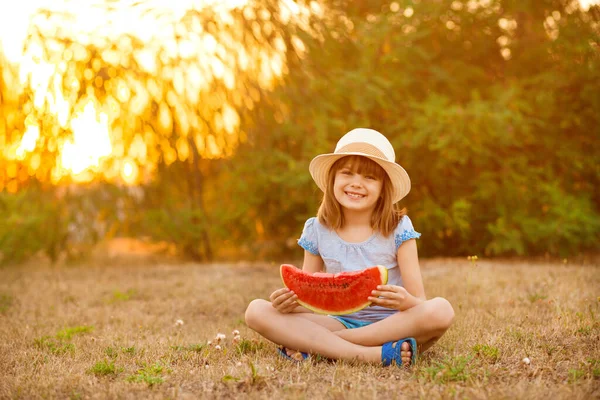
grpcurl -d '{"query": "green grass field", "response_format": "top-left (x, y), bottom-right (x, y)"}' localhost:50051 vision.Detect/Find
top-left (1, 257), bottom-right (598, 399)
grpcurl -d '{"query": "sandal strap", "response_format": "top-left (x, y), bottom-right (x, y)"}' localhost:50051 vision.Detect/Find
top-left (277, 346), bottom-right (309, 362)
top-left (381, 337), bottom-right (417, 366)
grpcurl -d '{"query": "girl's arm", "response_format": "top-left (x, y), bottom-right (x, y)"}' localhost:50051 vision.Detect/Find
top-left (302, 250), bottom-right (324, 273)
top-left (369, 239), bottom-right (427, 311)
top-left (397, 238), bottom-right (426, 302)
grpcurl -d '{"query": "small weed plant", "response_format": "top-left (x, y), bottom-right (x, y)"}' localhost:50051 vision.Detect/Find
top-left (88, 360), bottom-right (122, 376)
top-left (127, 362), bottom-right (171, 386)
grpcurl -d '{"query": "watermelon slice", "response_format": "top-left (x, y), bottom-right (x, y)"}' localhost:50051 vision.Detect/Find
top-left (279, 264), bottom-right (388, 315)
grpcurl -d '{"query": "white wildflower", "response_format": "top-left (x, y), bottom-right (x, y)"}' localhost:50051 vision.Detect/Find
top-left (215, 345), bottom-right (222, 350)
top-left (232, 329), bottom-right (240, 336)
top-left (175, 319), bottom-right (184, 326)
top-left (215, 333), bottom-right (226, 342)
top-left (236, 361), bottom-right (242, 367)
top-left (522, 357), bottom-right (531, 365)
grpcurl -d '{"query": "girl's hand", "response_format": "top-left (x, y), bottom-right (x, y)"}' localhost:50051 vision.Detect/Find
top-left (369, 285), bottom-right (420, 311)
top-left (269, 288), bottom-right (299, 314)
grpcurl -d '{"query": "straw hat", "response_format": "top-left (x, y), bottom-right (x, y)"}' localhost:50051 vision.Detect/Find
top-left (309, 128), bottom-right (411, 203)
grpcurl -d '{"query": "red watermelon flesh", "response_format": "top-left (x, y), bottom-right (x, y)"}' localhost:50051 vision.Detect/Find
top-left (279, 264), bottom-right (388, 315)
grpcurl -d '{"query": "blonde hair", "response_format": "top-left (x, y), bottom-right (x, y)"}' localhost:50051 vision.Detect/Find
top-left (317, 155), bottom-right (406, 237)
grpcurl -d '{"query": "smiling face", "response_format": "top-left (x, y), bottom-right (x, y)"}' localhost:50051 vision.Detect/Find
top-left (317, 155), bottom-right (403, 235)
top-left (331, 156), bottom-right (385, 215)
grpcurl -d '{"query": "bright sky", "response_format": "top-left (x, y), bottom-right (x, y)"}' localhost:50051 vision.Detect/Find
top-left (579, 0), bottom-right (600, 9)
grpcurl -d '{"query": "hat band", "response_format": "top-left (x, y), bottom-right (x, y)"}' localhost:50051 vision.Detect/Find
top-left (335, 142), bottom-right (388, 160)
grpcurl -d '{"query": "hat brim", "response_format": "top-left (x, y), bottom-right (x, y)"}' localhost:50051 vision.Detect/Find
top-left (309, 152), bottom-right (411, 204)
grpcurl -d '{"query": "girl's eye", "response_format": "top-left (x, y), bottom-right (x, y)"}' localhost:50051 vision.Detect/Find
top-left (365, 175), bottom-right (376, 180)
top-left (341, 170), bottom-right (352, 175)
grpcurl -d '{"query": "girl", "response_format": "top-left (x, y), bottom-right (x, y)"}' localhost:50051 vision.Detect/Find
top-left (245, 128), bottom-right (454, 366)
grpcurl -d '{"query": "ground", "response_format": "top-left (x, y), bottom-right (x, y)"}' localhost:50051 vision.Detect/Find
top-left (0, 257), bottom-right (598, 399)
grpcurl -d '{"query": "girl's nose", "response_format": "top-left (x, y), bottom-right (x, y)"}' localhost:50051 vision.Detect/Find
top-left (350, 176), bottom-right (363, 186)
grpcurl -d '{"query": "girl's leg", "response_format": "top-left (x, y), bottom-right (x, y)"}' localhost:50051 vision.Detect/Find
top-left (246, 299), bottom-right (387, 363)
top-left (334, 297), bottom-right (455, 352)
top-left (295, 313), bottom-right (413, 364)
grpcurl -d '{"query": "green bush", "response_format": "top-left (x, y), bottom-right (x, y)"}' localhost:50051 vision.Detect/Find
top-left (0, 184), bottom-right (130, 266)
top-left (0, 189), bottom-right (69, 265)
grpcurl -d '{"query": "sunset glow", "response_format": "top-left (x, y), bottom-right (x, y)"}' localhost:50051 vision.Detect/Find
top-left (0, 0), bottom-right (309, 190)
top-left (59, 101), bottom-right (112, 179)
top-left (579, 0), bottom-right (600, 10)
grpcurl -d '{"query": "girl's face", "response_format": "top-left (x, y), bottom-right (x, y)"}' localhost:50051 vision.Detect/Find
top-left (332, 158), bottom-right (384, 215)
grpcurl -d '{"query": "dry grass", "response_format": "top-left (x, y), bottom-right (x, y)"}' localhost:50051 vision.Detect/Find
top-left (0, 257), bottom-right (599, 399)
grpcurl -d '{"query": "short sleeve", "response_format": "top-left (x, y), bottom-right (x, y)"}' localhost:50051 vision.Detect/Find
top-left (298, 217), bottom-right (320, 256)
top-left (394, 215), bottom-right (421, 250)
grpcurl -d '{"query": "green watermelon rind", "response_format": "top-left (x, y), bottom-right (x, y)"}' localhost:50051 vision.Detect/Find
top-left (279, 265), bottom-right (389, 315)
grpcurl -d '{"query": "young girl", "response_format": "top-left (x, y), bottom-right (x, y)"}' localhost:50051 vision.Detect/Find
top-left (245, 128), bottom-right (454, 366)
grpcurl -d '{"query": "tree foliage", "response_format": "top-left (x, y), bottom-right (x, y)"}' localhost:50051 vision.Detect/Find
top-left (0, 0), bottom-right (598, 264)
top-left (213, 0), bottom-right (600, 258)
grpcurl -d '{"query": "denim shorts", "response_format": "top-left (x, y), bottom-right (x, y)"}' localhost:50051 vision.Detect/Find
top-left (330, 316), bottom-right (373, 329)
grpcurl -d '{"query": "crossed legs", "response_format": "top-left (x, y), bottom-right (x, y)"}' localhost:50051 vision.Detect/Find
top-left (245, 297), bottom-right (454, 364)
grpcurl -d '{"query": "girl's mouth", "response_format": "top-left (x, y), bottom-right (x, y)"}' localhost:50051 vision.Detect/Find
top-left (345, 191), bottom-right (366, 199)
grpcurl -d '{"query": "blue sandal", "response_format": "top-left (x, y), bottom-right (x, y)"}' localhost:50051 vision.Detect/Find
top-left (277, 346), bottom-right (309, 362)
top-left (381, 337), bottom-right (418, 367)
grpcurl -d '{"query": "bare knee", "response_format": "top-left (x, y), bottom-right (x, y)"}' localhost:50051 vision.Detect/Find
top-left (423, 297), bottom-right (455, 332)
top-left (245, 299), bottom-right (271, 331)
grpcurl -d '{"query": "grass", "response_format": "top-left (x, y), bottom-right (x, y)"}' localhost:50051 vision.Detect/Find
top-left (170, 343), bottom-right (205, 352)
top-left (420, 355), bottom-right (473, 383)
top-left (34, 336), bottom-right (76, 355)
top-left (56, 326), bottom-right (94, 340)
top-left (236, 338), bottom-right (266, 355)
top-left (0, 258), bottom-right (599, 399)
top-left (0, 292), bottom-right (12, 313)
top-left (32, 325), bottom-right (94, 356)
top-left (108, 289), bottom-right (137, 303)
top-left (127, 362), bottom-right (171, 386)
top-left (88, 360), bottom-right (123, 376)
top-left (472, 343), bottom-right (500, 363)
